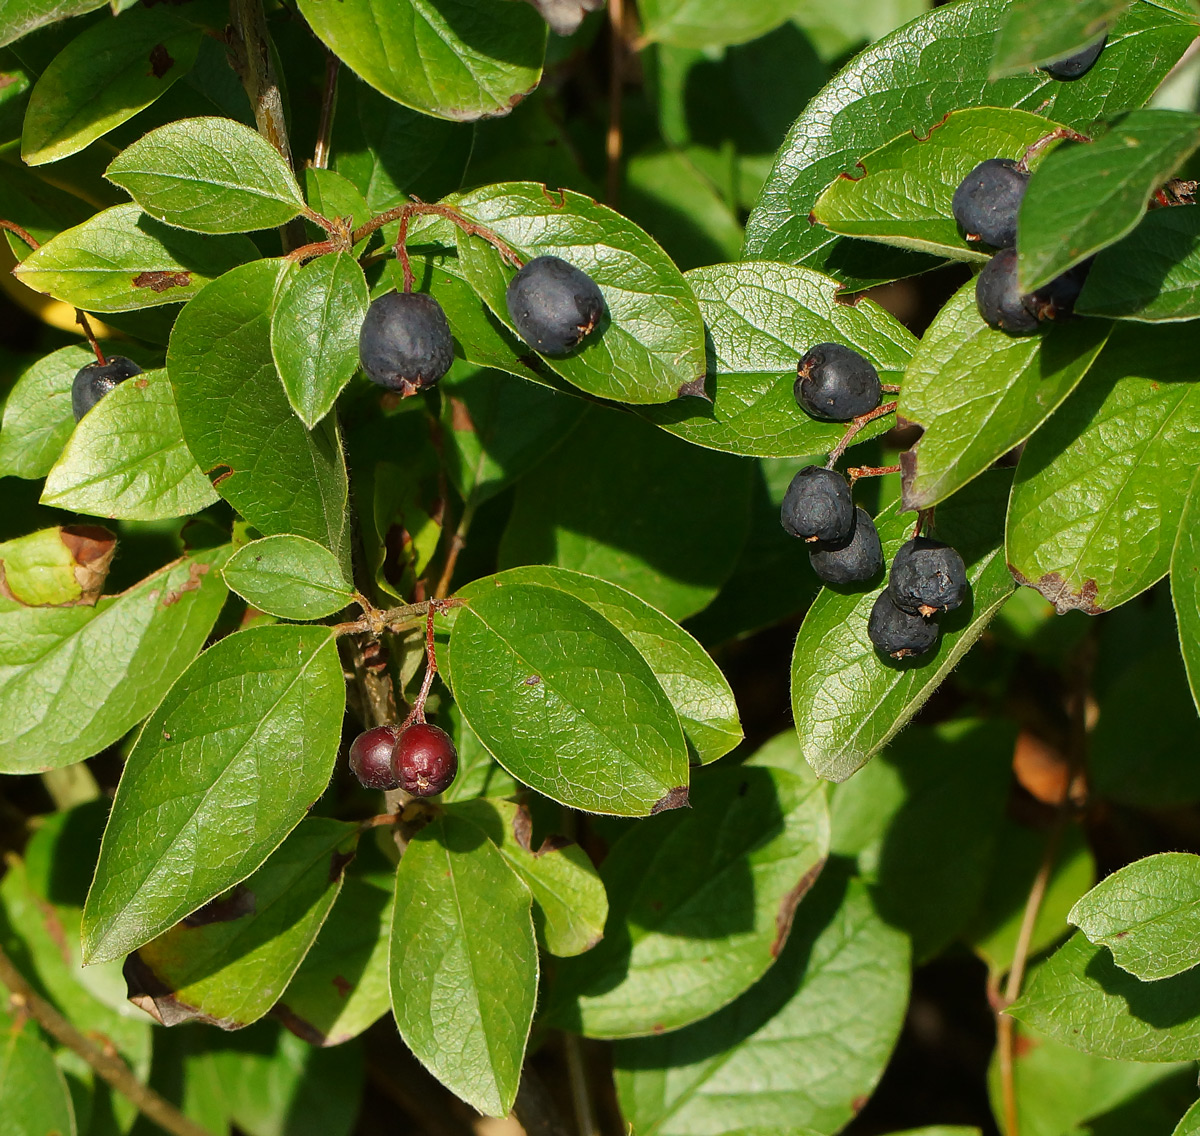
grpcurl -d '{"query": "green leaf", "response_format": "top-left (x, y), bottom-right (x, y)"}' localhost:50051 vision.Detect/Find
top-left (992, 0), bottom-right (1132, 75)
top-left (222, 535), bottom-right (353, 621)
top-left (1173, 467), bottom-right (1200, 713)
top-left (613, 871), bottom-right (910, 1136)
top-left (792, 471), bottom-right (1017, 782)
top-left (499, 406), bottom-right (753, 620)
top-left (449, 797), bottom-right (608, 957)
top-left (447, 581), bottom-right (689, 815)
top-left (442, 703), bottom-right (519, 804)
top-left (898, 277), bottom-right (1111, 510)
top-left (303, 168), bottom-right (370, 231)
top-left (297, 0), bottom-right (546, 123)
top-left (1069, 853), bottom-right (1200, 982)
top-left (0, 547), bottom-right (228, 774)
top-left (106, 116), bottom-right (307, 234)
top-left (81, 623), bottom-right (345, 964)
top-left (126, 818), bottom-right (357, 1029)
top-left (1018, 110), bottom-right (1200, 292)
top-left (0, 1003), bottom-right (77, 1136)
top-left (548, 762), bottom-right (830, 1038)
top-left (167, 258), bottom-right (351, 565)
top-left (1078, 206), bottom-right (1200, 322)
top-left (41, 368), bottom-right (217, 520)
top-left (21, 5), bottom-right (201, 165)
top-left (743, 0), bottom-right (1197, 278)
top-left (457, 565), bottom-right (741, 765)
top-left (390, 814), bottom-right (537, 1118)
top-left (1176, 1100), bottom-right (1200, 1135)
top-left (1009, 931), bottom-right (1200, 1061)
top-left (0, 0), bottom-right (105, 50)
top-left (12, 202), bottom-right (259, 311)
top-left (638, 0), bottom-right (796, 48)
top-left (812, 107), bottom-right (1066, 262)
top-left (639, 260), bottom-right (917, 458)
top-left (270, 252), bottom-right (369, 428)
top-left (275, 873), bottom-right (393, 1047)
top-left (1007, 323), bottom-right (1200, 614)
top-left (447, 180), bottom-right (707, 404)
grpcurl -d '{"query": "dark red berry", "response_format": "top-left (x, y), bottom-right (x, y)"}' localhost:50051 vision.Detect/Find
top-left (395, 722), bottom-right (458, 797)
top-left (348, 725), bottom-right (402, 790)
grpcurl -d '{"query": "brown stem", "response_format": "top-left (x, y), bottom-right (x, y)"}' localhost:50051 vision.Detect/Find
top-left (826, 400), bottom-right (897, 468)
top-left (847, 463), bottom-right (901, 485)
top-left (76, 311), bottom-right (107, 366)
top-left (333, 596), bottom-right (462, 639)
top-left (605, 0), bottom-right (626, 206)
top-left (564, 1033), bottom-right (598, 1136)
top-left (434, 498), bottom-right (475, 600)
top-left (312, 51), bottom-right (340, 171)
top-left (912, 508), bottom-right (933, 539)
top-left (401, 603), bottom-right (449, 728)
top-left (0, 944), bottom-right (211, 1136)
top-left (880, 383), bottom-right (901, 394)
top-left (396, 209), bottom-right (415, 293)
top-left (353, 201), bottom-right (524, 269)
top-left (1017, 127), bottom-right (1091, 173)
top-left (0, 219), bottom-right (39, 250)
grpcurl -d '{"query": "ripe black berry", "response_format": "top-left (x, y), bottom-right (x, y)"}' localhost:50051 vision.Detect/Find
top-left (359, 291), bottom-right (454, 396)
top-left (952, 158), bottom-right (1028, 249)
top-left (348, 725), bottom-right (402, 790)
top-left (975, 248), bottom-right (1040, 335)
top-left (780, 466), bottom-right (855, 545)
top-left (1025, 258), bottom-right (1092, 323)
top-left (809, 507), bottom-right (884, 585)
top-left (71, 356), bottom-right (141, 421)
top-left (888, 537), bottom-right (968, 617)
top-left (794, 343), bottom-right (881, 421)
top-left (1041, 35), bottom-right (1106, 80)
top-left (394, 722), bottom-right (458, 797)
top-left (505, 255), bottom-right (605, 355)
top-left (868, 591), bottom-right (939, 660)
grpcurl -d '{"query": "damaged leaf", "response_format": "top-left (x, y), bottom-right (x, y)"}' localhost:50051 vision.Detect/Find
top-left (0, 525), bottom-right (115, 607)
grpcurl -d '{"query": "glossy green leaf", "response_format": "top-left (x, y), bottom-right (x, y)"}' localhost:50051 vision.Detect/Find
top-left (1079, 207), bottom-right (1200, 322)
top-left (898, 277), bottom-right (1111, 510)
top-left (1175, 1100), bottom-right (1200, 1135)
top-left (82, 624), bottom-right (345, 964)
top-left (127, 818), bottom-right (357, 1029)
top-left (303, 168), bottom-right (370, 231)
top-left (1007, 323), bottom-right (1200, 614)
top-left (792, 471), bottom-right (1016, 782)
top-left (613, 871), bottom-right (909, 1136)
top-left (0, 1003), bottom-right (77, 1136)
top-left (1173, 467), bottom-right (1200, 713)
top-left (0, 547), bottom-right (228, 774)
top-left (1069, 853), bottom-right (1200, 982)
top-left (812, 108), bottom-right (1065, 262)
top-left (297, 0), bottom-right (546, 123)
top-left (222, 535), bottom-right (353, 621)
top-left (270, 252), bottom-right (369, 428)
top-left (1018, 110), bottom-right (1200, 291)
top-left (639, 260), bottom-right (917, 458)
top-left (447, 181), bottom-right (707, 404)
top-left (21, 5), bottom-right (201, 165)
top-left (457, 565), bottom-right (741, 764)
top-left (442, 703), bottom-right (519, 804)
top-left (12, 202), bottom-right (259, 311)
top-left (744, 0), bottom-right (1197, 278)
top-left (167, 259), bottom-right (351, 565)
top-left (499, 406), bottom-right (753, 620)
top-left (547, 763), bottom-right (830, 1038)
top-left (448, 581), bottom-right (689, 815)
top-left (638, 0), bottom-right (795, 48)
top-left (449, 797), bottom-right (608, 957)
top-left (41, 368), bottom-right (217, 520)
top-left (106, 116), bottom-right (307, 233)
top-left (0, 0), bottom-right (105, 50)
top-left (992, 0), bottom-right (1132, 75)
top-left (390, 814), bottom-right (537, 1118)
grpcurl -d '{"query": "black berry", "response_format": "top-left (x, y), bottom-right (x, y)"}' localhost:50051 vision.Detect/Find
top-left (348, 725), bottom-right (402, 790)
top-left (952, 158), bottom-right (1029, 249)
top-left (71, 356), bottom-right (141, 421)
top-left (780, 466), bottom-right (855, 545)
top-left (1025, 258), bottom-right (1093, 323)
top-left (794, 343), bottom-right (881, 421)
top-left (888, 537), bottom-right (968, 617)
top-left (809, 507), bottom-right (884, 585)
top-left (505, 255), bottom-right (605, 355)
top-left (359, 291), bottom-right (454, 396)
top-left (1040, 35), bottom-right (1106, 80)
top-left (975, 248), bottom-right (1040, 335)
top-left (394, 722), bottom-right (458, 797)
top-left (868, 591), bottom-right (939, 660)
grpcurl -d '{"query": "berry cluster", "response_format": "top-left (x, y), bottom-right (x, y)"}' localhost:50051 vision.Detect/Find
top-left (868, 536), bottom-right (967, 659)
top-left (348, 720), bottom-right (459, 797)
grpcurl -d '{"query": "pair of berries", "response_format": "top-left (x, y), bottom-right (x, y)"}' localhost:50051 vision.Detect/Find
top-left (348, 721), bottom-right (459, 797)
top-left (868, 537), bottom-right (967, 659)
top-left (359, 255), bottom-right (606, 395)
top-left (781, 466), bottom-right (884, 585)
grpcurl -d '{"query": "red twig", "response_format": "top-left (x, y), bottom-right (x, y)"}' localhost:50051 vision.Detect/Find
top-left (1017, 127), bottom-right (1091, 173)
top-left (848, 463), bottom-right (901, 485)
top-left (353, 201), bottom-right (524, 271)
top-left (0, 219), bottom-right (38, 251)
top-left (826, 400), bottom-right (898, 468)
top-left (76, 311), bottom-right (106, 366)
top-left (400, 601), bottom-right (457, 728)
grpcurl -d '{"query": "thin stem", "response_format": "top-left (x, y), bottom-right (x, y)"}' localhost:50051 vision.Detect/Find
top-left (605, 0), bottom-right (626, 206)
top-left (312, 51), bottom-right (340, 171)
top-left (354, 201), bottom-right (524, 269)
top-left (564, 1033), bottom-right (598, 1136)
top-left (880, 383), bottom-right (901, 394)
top-left (912, 508), bottom-right (932, 539)
top-left (396, 209), bottom-right (415, 293)
top-left (848, 463), bottom-right (901, 485)
top-left (434, 498), bottom-right (475, 600)
top-left (1017, 127), bottom-right (1091, 173)
top-left (76, 311), bottom-right (106, 365)
top-left (826, 400), bottom-right (897, 468)
top-left (0, 218), bottom-right (38, 250)
top-left (401, 602), bottom-right (451, 728)
top-left (334, 597), bottom-right (455, 638)
top-left (0, 944), bottom-right (211, 1136)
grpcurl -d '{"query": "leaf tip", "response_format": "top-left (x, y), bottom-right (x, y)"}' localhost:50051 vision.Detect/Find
top-left (650, 785), bottom-right (689, 814)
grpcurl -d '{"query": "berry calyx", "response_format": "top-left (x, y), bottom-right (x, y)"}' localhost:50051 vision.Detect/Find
top-left (71, 356), bottom-right (142, 421)
top-left (809, 507), bottom-right (884, 585)
top-left (505, 255), bottom-right (605, 355)
top-left (359, 291), bottom-right (454, 396)
top-left (348, 725), bottom-right (402, 790)
top-left (952, 158), bottom-right (1029, 250)
top-left (1040, 35), bottom-right (1107, 81)
top-left (868, 591), bottom-right (939, 659)
top-left (888, 537), bottom-right (968, 617)
top-left (394, 722), bottom-right (458, 797)
top-left (781, 466), bottom-right (855, 545)
top-left (794, 343), bottom-right (882, 421)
